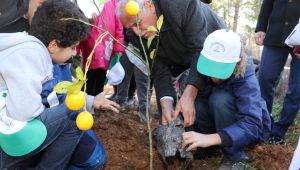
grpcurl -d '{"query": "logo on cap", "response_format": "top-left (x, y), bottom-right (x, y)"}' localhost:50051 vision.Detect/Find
top-left (210, 42), bottom-right (225, 53)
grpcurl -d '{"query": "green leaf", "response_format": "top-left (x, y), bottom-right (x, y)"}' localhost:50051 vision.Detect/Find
top-left (147, 35), bottom-right (155, 48)
top-left (157, 15), bottom-right (164, 31)
top-left (150, 49), bottom-right (156, 60)
top-left (76, 67), bottom-right (84, 81)
top-left (54, 81), bottom-right (73, 94)
top-left (66, 80), bottom-right (87, 94)
top-left (147, 26), bottom-right (157, 33)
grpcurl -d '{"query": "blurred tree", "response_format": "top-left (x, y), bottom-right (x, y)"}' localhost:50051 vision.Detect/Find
top-left (210, 0), bottom-right (263, 59)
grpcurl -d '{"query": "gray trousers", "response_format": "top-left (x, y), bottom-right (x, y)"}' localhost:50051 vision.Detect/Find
top-left (116, 53), bottom-right (152, 113)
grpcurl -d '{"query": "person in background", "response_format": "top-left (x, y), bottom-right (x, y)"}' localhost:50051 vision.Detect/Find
top-left (78, 0), bottom-right (125, 96)
top-left (255, 0), bottom-right (300, 144)
top-left (284, 22), bottom-right (300, 170)
top-left (0, 0), bottom-right (45, 33)
top-left (113, 27), bottom-right (152, 122)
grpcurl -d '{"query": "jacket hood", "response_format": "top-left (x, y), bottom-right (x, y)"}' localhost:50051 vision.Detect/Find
top-left (0, 32), bottom-right (53, 82)
top-left (0, 32), bottom-right (46, 52)
top-left (233, 44), bottom-right (255, 78)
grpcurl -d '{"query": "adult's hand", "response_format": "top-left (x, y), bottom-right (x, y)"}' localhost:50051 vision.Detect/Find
top-left (93, 92), bottom-right (120, 113)
top-left (173, 85), bottom-right (198, 127)
top-left (182, 131), bottom-right (221, 151)
top-left (255, 31), bottom-right (266, 46)
top-left (160, 98), bottom-right (174, 125)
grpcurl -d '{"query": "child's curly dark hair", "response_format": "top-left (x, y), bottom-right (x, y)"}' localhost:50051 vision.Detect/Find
top-left (29, 0), bottom-right (89, 48)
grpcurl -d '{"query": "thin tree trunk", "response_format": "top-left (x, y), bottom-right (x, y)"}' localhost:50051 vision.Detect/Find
top-left (233, 0), bottom-right (241, 32)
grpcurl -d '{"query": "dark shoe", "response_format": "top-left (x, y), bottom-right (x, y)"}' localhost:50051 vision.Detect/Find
top-left (119, 103), bottom-right (126, 112)
top-left (126, 96), bottom-right (135, 105)
top-left (193, 146), bottom-right (220, 160)
top-left (125, 96), bottom-right (136, 110)
top-left (268, 135), bottom-right (284, 145)
top-left (217, 155), bottom-right (251, 170)
top-left (115, 99), bottom-right (126, 112)
top-left (153, 109), bottom-right (161, 120)
top-left (217, 159), bottom-right (250, 170)
top-left (107, 93), bottom-right (116, 101)
top-left (217, 161), bottom-right (247, 170)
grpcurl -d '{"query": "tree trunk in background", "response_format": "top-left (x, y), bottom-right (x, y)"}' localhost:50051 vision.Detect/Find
top-left (226, 0), bottom-right (231, 28)
top-left (254, 0), bottom-right (263, 59)
top-left (209, 0), bottom-right (265, 59)
top-left (233, 0), bottom-right (241, 32)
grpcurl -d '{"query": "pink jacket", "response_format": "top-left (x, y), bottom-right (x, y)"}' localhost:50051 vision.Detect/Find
top-left (79, 0), bottom-right (124, 70)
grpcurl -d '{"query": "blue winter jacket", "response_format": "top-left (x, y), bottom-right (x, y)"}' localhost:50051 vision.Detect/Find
top-left (41, 64), bottom-right (106, 167)
top-left (41, 64), bottom-right (72, 107)
top-left (41, 64), bottom-right (94, 118)
top-left (200, 59), bottom-right (271, 150)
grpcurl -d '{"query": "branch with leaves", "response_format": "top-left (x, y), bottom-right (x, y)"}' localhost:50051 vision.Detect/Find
top-left (55, 1), bottom-right (164, 169)
top-left (135, 13), bottom-right (163, 170)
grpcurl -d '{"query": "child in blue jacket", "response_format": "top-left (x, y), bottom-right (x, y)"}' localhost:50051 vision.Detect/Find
top-left (175, 30), bottom-right (271, 169)
top-left (41, 64), bottom-right (107, 170)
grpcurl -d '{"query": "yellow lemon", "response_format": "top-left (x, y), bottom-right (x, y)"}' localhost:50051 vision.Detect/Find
top-left (65, 91), bottom-right (85, 111)
top-left (76, 111), bottom-right (94, 131)
top-left (125, 0), bottom-right (140, 16)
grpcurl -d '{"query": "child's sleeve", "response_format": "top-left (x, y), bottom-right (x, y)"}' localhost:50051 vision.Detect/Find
top-left (86, 94), bottom-right (95, 114)
top-left (41, 78), bottom-right (66, 108)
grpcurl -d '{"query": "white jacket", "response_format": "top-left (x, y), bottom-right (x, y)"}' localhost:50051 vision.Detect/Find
top-left (0, 32), bottom-right (53, 123)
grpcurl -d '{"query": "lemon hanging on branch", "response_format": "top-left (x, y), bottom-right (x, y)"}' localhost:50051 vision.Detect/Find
top-left (54, 67), bottom-right (87, 111)
top-left (76, 111), bottom-right (94, 131)
top-left (54, 66), bottom-right (94, 130)
top-left (65, 91), bottom-right (85, 111)
top-left (125, 0), bottom-right (140, 16)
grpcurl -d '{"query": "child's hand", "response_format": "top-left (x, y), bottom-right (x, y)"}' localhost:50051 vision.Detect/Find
top-left (93, 92), bottom-right (120, 113)
top-left (182, 132), bottom-right (221, 151)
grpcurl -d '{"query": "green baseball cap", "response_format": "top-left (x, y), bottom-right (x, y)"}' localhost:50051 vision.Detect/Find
top-left (0, 119), bottom-right (47, 157)
top-left (0, 90), bottom-right (47, 157)
top-left (197, 29), bottom-right (241, 79)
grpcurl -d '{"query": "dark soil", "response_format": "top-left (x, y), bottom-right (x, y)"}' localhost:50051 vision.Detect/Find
top-left (93, 87), bottom-right (297, 170)
top-left (248, 144), bottom-right (295, 170)
top-left (94, 108), bottom-right (221, 170)
top-left (93, 108), bottom-right (296, 170)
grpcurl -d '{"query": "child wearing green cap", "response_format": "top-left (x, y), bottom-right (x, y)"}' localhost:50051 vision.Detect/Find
top-left (173, 29), bottom-right (271, 169)
top-left (0, 0), bottom-right (119, 169)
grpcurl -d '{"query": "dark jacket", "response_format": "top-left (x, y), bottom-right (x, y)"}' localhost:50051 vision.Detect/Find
top-left (0, 0), bottom-right (29, 32)
top-left (200, 59), bottom-right (271, 150)
top-left (147, 0), bottom-right (225, 100)
top-left (255, 0), bottom-right (300, 47)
